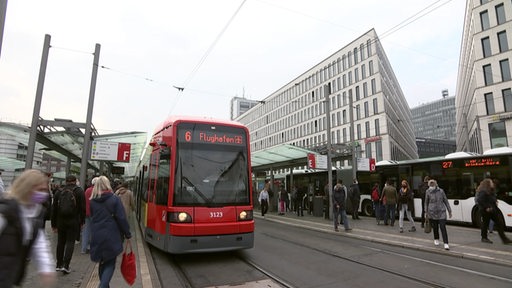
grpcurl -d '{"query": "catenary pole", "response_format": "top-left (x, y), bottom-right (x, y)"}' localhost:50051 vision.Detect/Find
top-left (26, 34), bottom-right (51, 169)
top-left (325, 84), bottom-right (333, 220)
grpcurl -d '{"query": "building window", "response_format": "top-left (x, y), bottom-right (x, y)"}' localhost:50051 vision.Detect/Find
top-left (348, 71), bottom-right (353, 85)
top-left (355, 67), bottom-right (359, 82)
top-left (360, 44), bottom-right (365, 60)
top-left (363, 82), bottom-right (368, 97)
top-left (369, 60), bottom-right (374, 75)
top-left (356, 104), bottom-right (361, 120)
top-left (373, 98), bottom-right (378, 114)
top-left (485, 92), bottom-right (495, 115)
top-left (365, 121), bottom-right (370, 138)
top-left (375, 118), bottom-right (380, 135)
top-left (357, 124), bottom-right (361, 139)
top-left (342, 55), bottom-right (346, 71)
top-left (367, 39), bottom-right (372, 57)
top-left (375, 141), bottom-right (382, 162)
top-left (365, 142), bottom-right (372, 158)
top-left (361, 64), bottom-right (366, 79)
top-left (496, 3), bottom-right (506, 25)
top-left (503, 88), bottom-right (512, 112)
top-left (364, 101), bottom-right (369, 117)
top-left (354, 47), bottom-right (359, 64)
top-left (483, 64), bottom-right (493, 85)
top-left (500, 59), bottom-right (511, 81)
top-left (482, 36), bottom-right (491, 57)
top-left (343, 110), bottom-right (347, 124)
top-left (343, 74), bottom-right (347, 88)
top-left (343, 128), bottom-right (347, 143)
top-left (498, 30), bottom-right (509, 53)
top-left (371, 79), bottom-right (376, 94)
top-left (355, 86), bottom-right (360, 100)
top-left (489, 121), bottom-right (508, 148)
top-left (348, 51), bottom-right (352, 67)
top-left (480, 10), bottom-right (490, 30)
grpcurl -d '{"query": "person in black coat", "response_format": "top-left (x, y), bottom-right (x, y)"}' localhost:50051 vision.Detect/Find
top-left (89, 176), bottom-right (132, 288)
top-left (476, 178), bottom-right (511, 244)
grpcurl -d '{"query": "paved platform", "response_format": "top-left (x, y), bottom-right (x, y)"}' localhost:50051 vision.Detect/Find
top-left (256, 211), bottom-right (512, 267)
top-left (22, 210), bottom-right (512, 287)
top-left (22, 216), bottom-right (161, 288)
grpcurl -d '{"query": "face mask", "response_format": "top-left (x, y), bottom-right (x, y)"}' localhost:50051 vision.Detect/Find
top-left (32, 191), bottom-right (49, 204)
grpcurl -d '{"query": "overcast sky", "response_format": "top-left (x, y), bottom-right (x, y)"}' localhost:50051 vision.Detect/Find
top-left (0, 0), bottom-right (465, 136)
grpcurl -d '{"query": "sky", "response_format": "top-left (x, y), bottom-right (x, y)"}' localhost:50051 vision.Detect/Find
top-left (0, 0), bottom-right (466, 137)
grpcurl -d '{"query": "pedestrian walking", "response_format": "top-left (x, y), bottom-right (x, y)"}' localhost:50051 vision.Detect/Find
top-left (425, 179), bottom-right (452, 250)
top-left (258, 183), bottom-right (270, 218)
top-left (371, 182), bottom-right (382, 224)
top-left (0, 169), bottom-right (56, 287)
top-left (0, 170), bottom-right (5, 196)
top-left (349, 178), bottom-right (361, 220)
top-left (476, 178), bottom-right (512, 244)
top-left (278, 185), bottom-right (288, 215)
top-left (418, 176), bottom-right (430, 228)
top-left (115, 182), bottom-right (135, 225)
top-left (398, 179), bottom-right (416, 233)
top-left (90, 176), bottom-right (132, 288)
top-left (51, 175), bottom-right (85, 274)
top-left (81, 177), bottom-right (98, 254)
top-left (381, 180), bottom-right (397, 226)
top-left (332, 179), bottom-right (351, 232)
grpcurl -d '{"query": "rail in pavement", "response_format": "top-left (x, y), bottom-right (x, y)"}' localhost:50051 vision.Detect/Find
top-left (255, 212), bottom-right (512, 267)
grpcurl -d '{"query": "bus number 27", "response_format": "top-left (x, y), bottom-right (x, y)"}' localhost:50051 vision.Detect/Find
top-left (210, 212), bottom-right (223, 218)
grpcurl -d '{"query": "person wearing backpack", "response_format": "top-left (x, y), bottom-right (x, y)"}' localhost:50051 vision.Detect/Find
top-left (51, 175), bottom-right (85, 274)
top-left (0, 169), bottom-right (56, 287)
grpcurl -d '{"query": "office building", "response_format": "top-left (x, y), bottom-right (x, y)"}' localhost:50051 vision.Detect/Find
top-left (456, 0), bottom-right (512, 153)
top-left (230, 97), bottom-right (259, 120)
top-left (236, 29), bottom-right (418, 169)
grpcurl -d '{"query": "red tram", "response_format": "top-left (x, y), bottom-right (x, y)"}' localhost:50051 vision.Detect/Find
top-left (134, 116), bottom-right (254, 253)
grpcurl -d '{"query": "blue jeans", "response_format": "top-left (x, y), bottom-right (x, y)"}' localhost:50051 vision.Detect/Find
top-left (333, 206), bottom-right (349, 230)
top-left (384, 204), bottom-right (396, 225)
top-left (81, 217), bottom-right (91, 253)
top-left (98, 257), bottom-right (117, 288)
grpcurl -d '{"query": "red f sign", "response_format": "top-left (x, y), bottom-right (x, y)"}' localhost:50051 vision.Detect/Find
top-left (307, 153), bottom-right (316, 169)
top-left (117, 143), bottom-right (131, 162)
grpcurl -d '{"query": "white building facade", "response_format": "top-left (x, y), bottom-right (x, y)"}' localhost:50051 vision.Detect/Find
top-left (236, 29), bottom-right (418, 168)
top-left (456, 0), bottom-right (512, 153)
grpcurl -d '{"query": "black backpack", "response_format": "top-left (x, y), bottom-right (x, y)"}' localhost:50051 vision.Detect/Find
top-left (58, 187), bottom-right (77, 216)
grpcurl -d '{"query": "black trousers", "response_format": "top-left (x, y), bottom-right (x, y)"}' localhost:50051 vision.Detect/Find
top-left (260, 199), bottom-right (268, 216)
top-left (56, 222), bottom-right (78, 269)
top-left (481, 207), bottom-right (509, 242)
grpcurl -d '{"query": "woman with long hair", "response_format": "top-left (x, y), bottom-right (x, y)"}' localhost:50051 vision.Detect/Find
top-left (476, 178), bottom-right (511, 244)
top-left (0, 169), bottom-right (56, 287)
top-left (398, 179), bottom-right (416, 233)
top-left (89, 176), bottom-right (132, 288)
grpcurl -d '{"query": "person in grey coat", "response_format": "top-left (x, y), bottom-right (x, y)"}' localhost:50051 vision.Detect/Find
top-left (425, 179), bottom-right (452, 250)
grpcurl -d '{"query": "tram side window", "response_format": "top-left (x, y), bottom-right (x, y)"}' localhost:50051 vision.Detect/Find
top-left (156, 149), bottom-right (170, 205)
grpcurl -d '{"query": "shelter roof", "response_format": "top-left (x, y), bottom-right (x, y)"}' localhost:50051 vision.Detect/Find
top-left (251, 144), bottom-right (313, 171)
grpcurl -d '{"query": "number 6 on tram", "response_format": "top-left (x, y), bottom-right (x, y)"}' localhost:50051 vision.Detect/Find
top-left (134, 116), bottom-right (254, 254)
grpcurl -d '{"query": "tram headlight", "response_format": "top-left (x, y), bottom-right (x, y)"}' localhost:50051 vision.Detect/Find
top-left (168, 212), bottom-right (192, 223)
top-left (238, 210), bottom-right (253, 221)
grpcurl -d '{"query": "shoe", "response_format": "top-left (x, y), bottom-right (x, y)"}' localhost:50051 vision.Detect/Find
top-left (444, 243), bottom-right (450, 250)
top-left (434, 239), bottom-right (440, 246)
top-left (62, 267), bottom-right (71, 274)
top-left (345, 228), bottom-right (352, 232)
top-left (481, 238), bottom-right (493, 244)
top-left (409, 226), bottom-right (416, 232)
top-left (421, 223), bottom-right (424, 228)
top-left (399, 228), bottom-right (404, 233)
top-left (56, 267), bottom-right (63, 272)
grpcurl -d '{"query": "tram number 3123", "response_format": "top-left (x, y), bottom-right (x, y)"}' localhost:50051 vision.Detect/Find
top-left (210, 212), bottom-right (223, 218)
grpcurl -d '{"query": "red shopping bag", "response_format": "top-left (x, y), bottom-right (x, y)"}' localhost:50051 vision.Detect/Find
top-left (121, 240), bottom-right (136, 285)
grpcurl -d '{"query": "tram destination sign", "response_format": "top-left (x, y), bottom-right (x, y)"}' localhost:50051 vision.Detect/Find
top-left (90, 141), bottom-right (131, 162)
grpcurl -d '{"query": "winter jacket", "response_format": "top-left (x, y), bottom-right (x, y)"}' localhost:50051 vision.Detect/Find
top-left (425, 187), bottom-right (451, 220)
top-left (476, 188), bottom-right (498, 212)
top-left (332, 184), bottom-right (347, 209)
top-left (90, 191), bottom-right (132, 263)
top-left (51, 184), bottom-right (85, 228)
top-left (115, 187), bottom-right (135, 219)
top-left (0, 199), bottom-right (53, 287)
top-left (382, 185), bottom-right (397, 205)
top-left (398, 187), bottom-right (414, 210)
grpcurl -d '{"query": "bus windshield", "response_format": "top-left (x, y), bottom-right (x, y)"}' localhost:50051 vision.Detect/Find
top-left (173, 124), bottom-right (250, 206)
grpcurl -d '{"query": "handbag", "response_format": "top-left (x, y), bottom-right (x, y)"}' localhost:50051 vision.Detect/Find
top-left (424, 216), bottom-right (432, 233)
top-left (121, 240), bottom-right (137, 285)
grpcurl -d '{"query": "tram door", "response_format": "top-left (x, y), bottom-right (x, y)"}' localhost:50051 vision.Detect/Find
top-left (146, 151), bottom-right (159, 233)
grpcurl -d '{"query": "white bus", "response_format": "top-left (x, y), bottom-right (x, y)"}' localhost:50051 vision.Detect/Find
top-left (357, 148), bottom-right (512, 228)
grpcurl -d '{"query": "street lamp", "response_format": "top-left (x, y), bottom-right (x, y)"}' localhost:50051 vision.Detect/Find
top-left (324, 84), bottom-right (333, 220)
